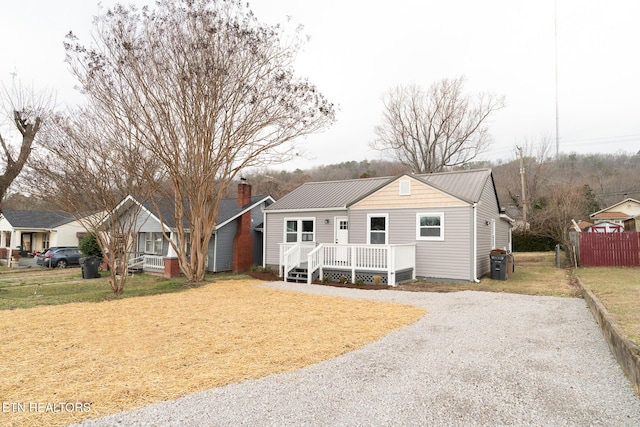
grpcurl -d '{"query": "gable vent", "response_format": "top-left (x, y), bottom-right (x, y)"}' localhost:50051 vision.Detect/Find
top-left (399, 179), bottom-right (411, 196)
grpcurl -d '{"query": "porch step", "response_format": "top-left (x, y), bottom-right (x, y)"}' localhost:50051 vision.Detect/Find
top-left (287, 267), bottom-right (308, 283)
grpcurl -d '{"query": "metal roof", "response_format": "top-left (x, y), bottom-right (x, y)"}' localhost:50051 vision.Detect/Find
top-left (265, 176), bottom-right (389, 211)
top-left (266, 169), bottom-right (494, 211)
top-left (416, 168), bottom-right (492, 204)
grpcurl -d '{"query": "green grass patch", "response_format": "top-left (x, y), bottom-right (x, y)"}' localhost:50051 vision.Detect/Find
top-left (577, 266), bottom-right (640, 348)
top-left (396, 252), bottom-right (581, 297)
top-left (0, 268), bottom-right (252, 310)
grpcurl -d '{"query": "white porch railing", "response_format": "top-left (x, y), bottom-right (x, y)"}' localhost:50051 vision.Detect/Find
top-left (123, 253), bottom-right (165, 274)
top-left (304, 243), bottom-right (416, 286)
top-left (143, 255), bottom-right (165, 273)
top-left (279, 242), bottom-right (316, 279)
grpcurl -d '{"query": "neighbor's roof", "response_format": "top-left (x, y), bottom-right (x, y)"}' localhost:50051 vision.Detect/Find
top-left (266, 169), bottom-right (494, 211)
top-left (591, 211), bottom-right (632, 220)
top-left (139, 195), bottom-right (273, 229)
top-left (590, 198), bottom-right (640, 218)
top-left (0, 210), bottom-right (75, 229)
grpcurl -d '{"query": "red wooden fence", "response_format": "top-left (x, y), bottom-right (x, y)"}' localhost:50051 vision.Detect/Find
top-left (579, 232), bottom-right (640, 267)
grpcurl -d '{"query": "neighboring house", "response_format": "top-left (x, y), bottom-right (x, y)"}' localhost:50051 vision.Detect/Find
top-left (264, 169), bottom-right (513, 285)
top-left (504, 206), bottom-right (529, 231)
top-left (590, 198), bottom-right (640, 231)
top-left (109, 183), bottom-right (274, 276)
top-left (0, 210), bottom-right (87, 258)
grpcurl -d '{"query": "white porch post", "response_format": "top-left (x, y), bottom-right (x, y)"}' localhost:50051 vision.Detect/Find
top-left (166, 232), bottom-right (178, 258)
top-left (350, 245), bottom-right (356, 284)
top-left (0, 231), bottom-right (5, 248)
top-left (11, 230), bottom-right (21, 252)
top-left (388, 245), bottom-right (395, 286)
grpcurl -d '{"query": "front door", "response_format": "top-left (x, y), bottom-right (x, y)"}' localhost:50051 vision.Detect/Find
top-left (335, 217), bottom-right (349, 263)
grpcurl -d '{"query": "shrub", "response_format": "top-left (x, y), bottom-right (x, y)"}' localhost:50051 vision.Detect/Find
top-left (512, 231), bottom-right (557, 252)
top-left (355, 279), bottom-right (364, 286)
top-left (79, 233), bottom-right (103, 257)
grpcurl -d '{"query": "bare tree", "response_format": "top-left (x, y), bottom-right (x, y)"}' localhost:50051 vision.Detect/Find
top-left (32, 107), bottom-right (162, 294)
top-left (0, 82), bottom-right (54, 207)
top-left (371, 77), bottom-right (505, 173)
top-left (529, 182), bottom-right (594, 263)
top-left (63, 0), bottom-right (335, 283)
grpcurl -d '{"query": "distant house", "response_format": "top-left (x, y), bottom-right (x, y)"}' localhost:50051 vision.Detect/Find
top-left (107, 183), bottom-right (274, 276)
top-left (590, 198), bottom-right (640, 231)
top-left (0, 210), bottom-right (87, 258)
top-left (504, 206), bottom-right (529, 231)
top-left (264, 169), bottom-right (513, 285)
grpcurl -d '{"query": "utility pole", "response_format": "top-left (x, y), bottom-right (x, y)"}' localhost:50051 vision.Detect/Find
top-left (554, 0), bottom-right (560, 158)
top-left (517, 146), bottom-right (528, 225)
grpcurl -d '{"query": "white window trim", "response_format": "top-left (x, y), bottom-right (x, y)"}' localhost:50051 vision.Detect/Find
top-left (284, 218), bottom-right (316, 243)
top-left (416, 212), bottom-right (445, 241)
top-left (367, 213), bottom-right (389, 245)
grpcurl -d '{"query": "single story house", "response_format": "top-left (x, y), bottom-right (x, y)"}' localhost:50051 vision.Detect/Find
top-left (590, 198), bottom-right (640, 231)
top-left (0, 210), bottom-right (88, 259)
top-left (110, 183), bottom-right (274, 276)
top-left (263, 168), bottom-right (513, 285)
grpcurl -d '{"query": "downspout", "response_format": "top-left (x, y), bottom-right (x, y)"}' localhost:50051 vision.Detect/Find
top-left (472, 203), bottom-right (480, 283)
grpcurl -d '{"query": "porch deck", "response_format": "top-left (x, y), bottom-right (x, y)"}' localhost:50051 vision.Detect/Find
top-left (279, 243), bottom-right (416, 286)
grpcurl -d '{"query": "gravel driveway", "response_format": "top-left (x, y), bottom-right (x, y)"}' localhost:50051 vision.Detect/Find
top-left (76, 282), bottom-right (640, 426)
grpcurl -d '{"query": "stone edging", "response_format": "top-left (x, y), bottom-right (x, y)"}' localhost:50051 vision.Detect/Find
top-left (577, 277), bottom-right (640, 396)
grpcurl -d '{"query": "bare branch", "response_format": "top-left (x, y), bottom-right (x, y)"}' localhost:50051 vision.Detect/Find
top-left (63, 0), bottom-right (335, 282)
top-left (371, 77), bottom-right (505, 173)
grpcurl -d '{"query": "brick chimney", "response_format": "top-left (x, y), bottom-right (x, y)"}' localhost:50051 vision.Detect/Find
top-left (237, 177), bottom-right (251, 207)
top-left (233, 180), bottom-right (253, 272)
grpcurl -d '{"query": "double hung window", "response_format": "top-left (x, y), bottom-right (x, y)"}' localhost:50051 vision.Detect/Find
top-left (416, 213), bottom-right (444, 241)
top-left (367, 214), bottom-right (388, 245)
top-left (145, 232), bottom-right (164, 255)
top-left (285, 219), bottom-right (315, 243)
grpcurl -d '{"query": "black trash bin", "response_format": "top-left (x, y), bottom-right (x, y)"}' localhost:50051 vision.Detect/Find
top-left (490, 253), bottom-right (508, 280)
top-left (81, 256), bottom-right (100, 279)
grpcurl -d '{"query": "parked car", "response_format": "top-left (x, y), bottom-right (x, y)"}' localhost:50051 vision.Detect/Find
top-left (36, 247), bottom-right (82, 268)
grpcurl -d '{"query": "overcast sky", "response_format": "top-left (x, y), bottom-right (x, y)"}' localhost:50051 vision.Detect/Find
top-left (2, 0), bottom-right (639, 171)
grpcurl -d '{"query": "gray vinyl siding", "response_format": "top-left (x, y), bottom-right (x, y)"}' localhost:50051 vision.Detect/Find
top-left (476, 176), bottom-right (503, 278)
top-left (264, 209), bottom-right (348, 266)
top-left (135, 210), bottom-right (167, 233)
top-left (207, 234), bottom-right (216, 272)
top-left (348, 207), bottom-right (473, 281)
top-left (215, 221), bottom-right (237, 272)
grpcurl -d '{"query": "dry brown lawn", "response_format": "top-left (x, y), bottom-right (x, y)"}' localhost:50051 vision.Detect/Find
top-left (577, 266), bottom-right (640, 348)
top-left (0, 279), bottom-right (424, 427)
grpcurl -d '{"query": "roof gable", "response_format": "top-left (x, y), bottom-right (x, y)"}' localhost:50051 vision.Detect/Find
top-left (350, 175), bottom-right (468, 209)
top-left (591, 198), bottom-right (640, 218)
top-left (129, 194), bottom-right (273, 230)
